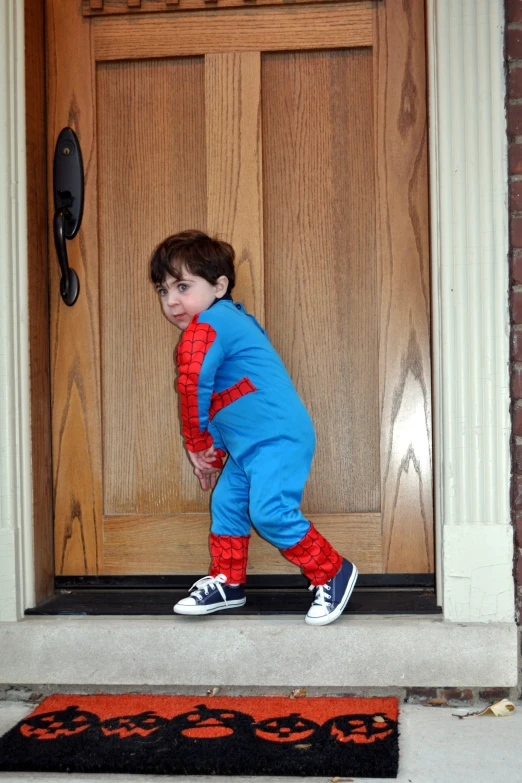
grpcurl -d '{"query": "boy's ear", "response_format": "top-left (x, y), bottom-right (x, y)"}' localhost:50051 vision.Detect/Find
top-left (215, 275), bottom-right (229, 298)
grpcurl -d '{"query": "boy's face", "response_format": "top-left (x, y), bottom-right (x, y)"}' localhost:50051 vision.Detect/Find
top-left (155, 268), bottom-right (228, 330)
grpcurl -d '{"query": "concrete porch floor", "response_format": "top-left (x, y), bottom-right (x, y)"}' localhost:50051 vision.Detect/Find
top-left (1, 699), bottom-right (521, 782)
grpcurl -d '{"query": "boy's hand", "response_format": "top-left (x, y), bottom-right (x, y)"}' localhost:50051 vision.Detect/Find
top-left (188, 447), bottom-right (222, 491)
top-left (194, 466), bottom-right (220, 491)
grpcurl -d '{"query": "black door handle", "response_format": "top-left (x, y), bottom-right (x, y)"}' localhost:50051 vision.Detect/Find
top-left (53, 128), bottom-right (84, 306)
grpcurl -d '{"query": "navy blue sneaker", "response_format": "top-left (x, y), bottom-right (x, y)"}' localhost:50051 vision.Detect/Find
top-left (305, 558), bottom-right (358, 626)
top-left (173, 574), bottom-right (246, 615)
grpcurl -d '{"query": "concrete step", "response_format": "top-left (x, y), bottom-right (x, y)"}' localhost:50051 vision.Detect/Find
top-left (0, 614), bottom-right (517, 687)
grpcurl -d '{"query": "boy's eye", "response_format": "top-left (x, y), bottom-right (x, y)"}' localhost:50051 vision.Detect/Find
top-left (157, 288), bottom-right (167, 297)
top-left (178, 283), bottom-right (189, 292)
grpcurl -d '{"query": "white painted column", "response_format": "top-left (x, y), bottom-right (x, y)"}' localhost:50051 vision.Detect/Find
top-left (427, 0), bottom-right (512, 621)
top-left (0, 0), bottom-right (34, 621)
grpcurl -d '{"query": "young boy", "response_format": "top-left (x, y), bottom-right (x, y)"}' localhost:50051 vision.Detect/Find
top-left (150, 230), bottom-right (358, 625)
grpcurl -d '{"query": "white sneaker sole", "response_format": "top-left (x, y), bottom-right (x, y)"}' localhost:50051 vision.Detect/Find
top-left (173, 597), bottom-right (246, 616)
top-left (305, 565), bottom-right (358, 626)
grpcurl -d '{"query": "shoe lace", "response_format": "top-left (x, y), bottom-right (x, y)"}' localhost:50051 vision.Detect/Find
top-left (309, 582), bottom-right (332, 608)
top-left (189, 573), bottom-right (228, 604)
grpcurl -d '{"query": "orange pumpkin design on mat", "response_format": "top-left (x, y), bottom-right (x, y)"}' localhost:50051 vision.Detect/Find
top-left (255, 713), bottom-right (319, 743)
top-left (101, 711), bottom-right (168, 738)
top-left (176, 704), bottom-right (252, 739)
top-left (20, 706), bottom-right (98, 740)
top-left (324, 713), bottom-right (395, 744)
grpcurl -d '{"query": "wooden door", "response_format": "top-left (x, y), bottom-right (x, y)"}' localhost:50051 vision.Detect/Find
top-left (48, 0), bottom-right (433, 577)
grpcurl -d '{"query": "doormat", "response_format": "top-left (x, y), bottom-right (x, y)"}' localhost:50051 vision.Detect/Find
top-left (0, 694), bottom-right (399, 778)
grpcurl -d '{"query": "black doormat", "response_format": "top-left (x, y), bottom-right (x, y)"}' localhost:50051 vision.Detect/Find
top-left (0, 694), bottom-right (399, 777)
top-left (25, 587), bottom-right (441, 615)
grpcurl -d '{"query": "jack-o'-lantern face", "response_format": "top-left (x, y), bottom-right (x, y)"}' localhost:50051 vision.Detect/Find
top-left (101, 711), bottom-right (168, 738)
top-left (20, 706), bottom-right (98, 740)
top-left (325, 713), bottom-right (395, 744)
top-left (255, 713), bottom-right (319, 743)
top-left (176, 704), bottom-right (250, 739)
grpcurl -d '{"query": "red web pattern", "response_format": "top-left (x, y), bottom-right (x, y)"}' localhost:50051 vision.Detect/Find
top-left (209, 378), bottom-right (256, 420)
top-left (281, 523), bottom-right (342, 586)
top-left (209, 534), bottom-right (250, 584)
top-left (209, 449), bottom-right (227, 470)
top-left (176, 318), bottom-right (216, 453)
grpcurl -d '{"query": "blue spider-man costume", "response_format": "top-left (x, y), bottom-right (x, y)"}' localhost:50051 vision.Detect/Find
top-left (176, 296), bottom-right (342, 586)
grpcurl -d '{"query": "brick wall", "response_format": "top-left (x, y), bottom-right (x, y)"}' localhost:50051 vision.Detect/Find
top-left (507, 0), bottom-right (522, 621)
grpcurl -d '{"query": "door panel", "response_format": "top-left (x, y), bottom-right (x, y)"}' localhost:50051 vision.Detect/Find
top-left (98, 56), bottom-right (206, 516)
top-left (48, 0), bottom-right (433, 577)
top-left (103, 513), bottom-right (382, 574)
top-left (262, 48), bottom-right (379, 515)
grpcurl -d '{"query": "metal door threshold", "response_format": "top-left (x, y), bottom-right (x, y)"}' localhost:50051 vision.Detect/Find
top-left (26, 587), bottom-right (441, 616)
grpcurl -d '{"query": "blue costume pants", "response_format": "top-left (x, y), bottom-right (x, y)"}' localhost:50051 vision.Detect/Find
top-left (210, 440), bottom-right (313, 551)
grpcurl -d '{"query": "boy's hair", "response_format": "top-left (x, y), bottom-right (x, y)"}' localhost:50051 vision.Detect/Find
top-left (149, 230), bottom-right (235, 294)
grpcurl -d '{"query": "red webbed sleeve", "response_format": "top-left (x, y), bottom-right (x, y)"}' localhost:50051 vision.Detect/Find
top-left (176, 316), bottom-right (225, 456)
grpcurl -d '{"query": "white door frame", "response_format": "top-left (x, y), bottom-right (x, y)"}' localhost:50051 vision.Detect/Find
top-left (0, 0), bottom-right (512, 624)
top-left (0, 0), bottom-right (34, 623)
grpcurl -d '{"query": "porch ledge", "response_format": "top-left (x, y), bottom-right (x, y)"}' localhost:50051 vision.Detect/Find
top-left (0, 615), bottom-right (517, 688)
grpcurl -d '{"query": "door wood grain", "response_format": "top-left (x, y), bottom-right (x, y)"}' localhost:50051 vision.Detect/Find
top-left (374, 0), bottom-right (433, 571)
top-left (48, 0), bottom-right (433, 578)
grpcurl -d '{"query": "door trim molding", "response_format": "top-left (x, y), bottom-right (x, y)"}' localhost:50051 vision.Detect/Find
top-left (427, 0), bottom-right (511, 620)
top-left (0, 0), bottom-right (513, 623)
top-left (0, 0), bottom-right (34, 620)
